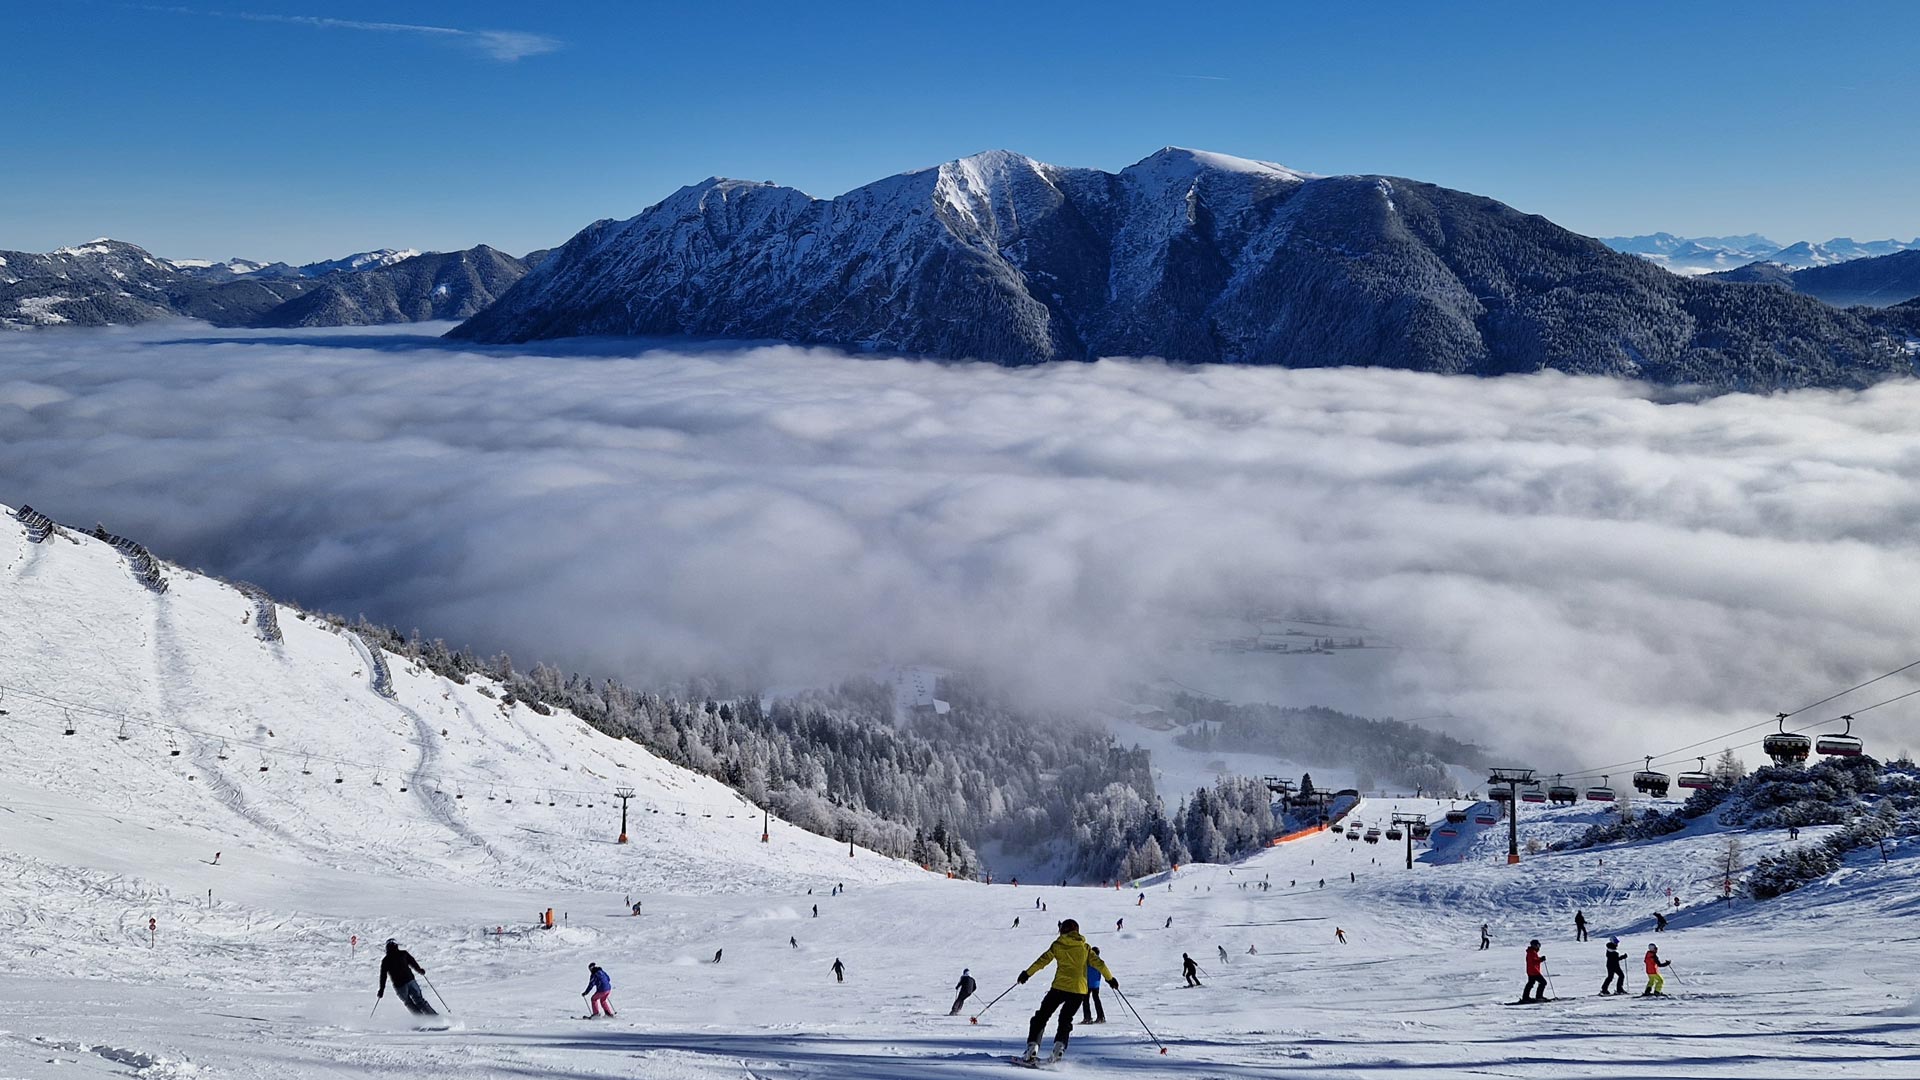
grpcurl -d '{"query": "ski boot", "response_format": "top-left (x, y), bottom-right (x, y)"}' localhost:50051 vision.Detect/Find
top-left (1022, 1043), bottom-right (1040, 1065)
top-left (1049, 1042), bottom-right (1066, 1064)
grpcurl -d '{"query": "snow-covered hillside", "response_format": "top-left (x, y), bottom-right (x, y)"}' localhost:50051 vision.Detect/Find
top-left (5, 503), bottom-right (1919, 1078)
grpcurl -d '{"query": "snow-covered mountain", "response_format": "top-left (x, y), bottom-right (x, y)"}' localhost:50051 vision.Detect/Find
top-left (1710, 249), bottom-right (1920, 308)
top-left (1603, 232), bottom-right (1920, 274)
top-left (0, 239), bottom-right (535, 329)
top-left (451, 148), bottom-right (1907, 389)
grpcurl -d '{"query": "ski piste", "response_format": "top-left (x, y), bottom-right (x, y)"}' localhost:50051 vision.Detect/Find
top-left (2, 509), bottom-right (1917, 1078)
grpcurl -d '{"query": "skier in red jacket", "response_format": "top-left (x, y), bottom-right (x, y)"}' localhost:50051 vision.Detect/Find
top-left (1520, 940), bottom-right (1548, 1002)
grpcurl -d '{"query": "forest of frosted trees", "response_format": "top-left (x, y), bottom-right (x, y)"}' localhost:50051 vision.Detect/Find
top-left (338, 619), bottom-right (1473, 881)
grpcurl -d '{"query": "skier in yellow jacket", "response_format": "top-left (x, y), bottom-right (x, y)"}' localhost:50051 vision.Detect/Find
top-left (1016, 919), bottom-right (1117, 1065)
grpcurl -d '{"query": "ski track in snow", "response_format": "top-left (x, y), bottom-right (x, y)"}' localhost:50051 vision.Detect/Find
top-left (2, 509), bottom-right (1919, 1078)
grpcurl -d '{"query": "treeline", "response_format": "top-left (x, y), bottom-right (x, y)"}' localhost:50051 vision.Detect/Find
top-left (1170, 697), bottom-right (1481, 792)
top-left (1072, 775), bottom-right (1279, 882)
top-left (343, 618), bottom-right (1155, 879)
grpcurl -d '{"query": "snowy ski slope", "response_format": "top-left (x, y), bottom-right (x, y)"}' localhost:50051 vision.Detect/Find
top-left (4, 506), bottom-right (1919, 1078)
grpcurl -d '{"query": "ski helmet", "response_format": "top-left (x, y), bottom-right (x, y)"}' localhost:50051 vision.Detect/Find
top-left (385, 938), bottom-right (399, 948)
top-left (1608, 937), bottom-right (1619, 946)
top-left (1528, 939), bottom-right (1540, 947)
top-left (1058, 918), bottom-right (1079, 933)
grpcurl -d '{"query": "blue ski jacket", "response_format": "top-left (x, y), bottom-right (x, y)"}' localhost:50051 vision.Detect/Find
top-left (586, 968), bottom-right (612, 993)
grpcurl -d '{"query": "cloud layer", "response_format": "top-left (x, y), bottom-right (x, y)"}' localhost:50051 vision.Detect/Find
top-left (149, 7), bottom-right (560, 61)
top-left (4, 325), bottom-right (1920, 770)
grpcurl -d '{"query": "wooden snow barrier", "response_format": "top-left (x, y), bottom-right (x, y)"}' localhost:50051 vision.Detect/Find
top-left (91, 525), bottom-right (169, 594)
top-left (352, 631), bottom-right (397, 698)
top-left (14, 505), bottom-right (60, 543)
top-left (237, 582), bottom-right (283, 642)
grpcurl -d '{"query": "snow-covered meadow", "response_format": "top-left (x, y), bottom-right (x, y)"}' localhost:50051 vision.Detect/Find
top-left (5, 506), bottom-right (1920, 1078)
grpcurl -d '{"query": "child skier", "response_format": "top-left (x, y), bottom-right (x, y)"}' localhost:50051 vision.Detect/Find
top-left (376, 939), bottom-right (436, 1015)
top-left (581, 963), bottom-right (614, 1017)
top-left (1642, 944), bottom-right (1672, 996)
top-left (1601, 938), bottom-right (1627, 995)
top-left (1015, 919), bottom-right (1116, 1065)
top-left (1520, 940), bottom-right (1548, 1003)
top-left (1080, 947), bottom-right (1107, 1024)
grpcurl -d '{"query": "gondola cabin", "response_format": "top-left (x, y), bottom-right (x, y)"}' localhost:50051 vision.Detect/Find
top-left (1632, 757), bottom-right (1671, 798)
top-left (1676, 756), bottom-right (1714, 790)
top-left (1444, 807), bottom-right (1469, 824)
top-left (1764, 713), bottom-right (1813, 766)
top-left (1816, 716), bottom-right (1864, 758)
top-left (1385, 825), bottom-right (1404, 841)
top-left (1585, 776), bottom-right (1617, 802)
top-left (1520, 784), bottom-right (1546, 804)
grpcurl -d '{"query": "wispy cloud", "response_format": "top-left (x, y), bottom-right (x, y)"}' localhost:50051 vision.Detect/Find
top-left (144, 6), bottom-right (560, 61)
top-left (1173, 74), bottom-right (1231, 82)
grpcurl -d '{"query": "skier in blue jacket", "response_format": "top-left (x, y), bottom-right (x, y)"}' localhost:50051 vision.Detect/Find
top-left (1079, 947), bottom-right (1108, 1023)
top-left (582, 963), bottom-right (614, 1017)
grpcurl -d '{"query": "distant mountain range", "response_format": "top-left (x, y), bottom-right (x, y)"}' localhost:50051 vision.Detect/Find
top-left (0, 239), bottom-right (539, 329)
top-left (1602, 233), bottom-right (1920, 275)
top-left (452, 148), bottom-right (1912, 389)
top-left (1707, 249), bottom-right (1920, 309)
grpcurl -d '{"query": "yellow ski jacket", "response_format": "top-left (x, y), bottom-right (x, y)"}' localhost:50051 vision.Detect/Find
top-left (1024, 931), bottom-right (1113, 994)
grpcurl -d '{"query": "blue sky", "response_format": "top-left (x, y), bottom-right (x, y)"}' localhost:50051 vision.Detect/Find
top-left (8, 0), bottom-right (1916, 262)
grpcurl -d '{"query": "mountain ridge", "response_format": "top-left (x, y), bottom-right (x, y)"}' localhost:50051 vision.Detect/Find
top-left (452, 148), bottom-right (1909, 390)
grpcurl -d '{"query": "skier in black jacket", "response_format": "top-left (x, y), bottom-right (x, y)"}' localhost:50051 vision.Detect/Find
top-left (1601, 937), bottom-right (1627, 995)
top-left (951, 968), bottom-right (978, 1015)
top-left (1182, 953), bottom-right (1201, 987)
top-left (377, 939), bottom-right (436, 1015)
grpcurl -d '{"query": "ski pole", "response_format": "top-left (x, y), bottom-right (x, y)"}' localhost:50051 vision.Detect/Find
top-left (369, 995), bottom-right (381, 1020)
top-left (1542, 966), bottom-right (1558, 1000)
top-left (969, 983), bottom-right (1018, 1025)
top-left (422, 973), bottom-right (455, 1017)
top-left (1110, 985), bottom-right (1168, 1056)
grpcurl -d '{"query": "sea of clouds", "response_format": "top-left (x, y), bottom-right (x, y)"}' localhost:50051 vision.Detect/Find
top-left (3, 324), bottom-right (1919, 769)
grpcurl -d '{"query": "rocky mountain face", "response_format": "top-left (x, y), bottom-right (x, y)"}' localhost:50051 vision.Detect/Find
top-left (1, 240), bottom-right (531, 329)
top-left (452, 148), bottom-right (1909, 389)
top-left (1711, 250), bottom-right (1920, 309)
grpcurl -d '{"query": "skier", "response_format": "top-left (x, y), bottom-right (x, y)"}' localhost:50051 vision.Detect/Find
top-left (1520, 940), bottom-right (1548, 1003)
top-left (377, 939), bottom-right (436, 1015)
top-left (631, 901), bottom-right (643, 916)
top-left (1080, 947), bottom-right (1107, 1024)
top-left (831, 958), bottom-right (845, 983)
top-left (1246, 945), bottom-right (1257, 955)
top-left (1136, 892), bottom-right (1144, 906)
top-left (1479, 923), bottom-right (1491, 951)
top-left (1013, 916), bottom-right (1021, 928)
top-left (812, 904), bottom-right (818, 918)
top-left (1181, 953), bottom-right (1201, 987)
top-left (1336, 927), bottom-right (1348, 944)
top-left (581, 962), bottom-right (614, 1017)
top-left (1164, 917), bottom-right (1173, 929)
top-left (1217, 945), bottom-right (1229, 964)
top-left (213, 851), bottom-right (221, 865)
top-left (790, 936), bottom-right (798, 949)
top-left (1574, 910), bottom-right (1589, 942)
top-left (1654, 911), bottom-right (1668, 932)
top-left (951, 968), bottom-right (978, 1015)
top-left (1642, 944), bottom-right (1672, 996)
top-left (1114, 918), bottom-right (1124, 932)
top-left (1601, 937), bottom-right (1627, 996)
top-left (712, 948), bottom-right (723, 964)
top-left (1014, 918), bottom-right (1115, 1065)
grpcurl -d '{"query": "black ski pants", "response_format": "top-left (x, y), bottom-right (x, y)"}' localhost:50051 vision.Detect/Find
top-left (1576, 926), bottom-right (1588, 942)
top-left (1026, 987), bottom-right (1086, 1048)
top-left (1080, 986), bottom-right (1105, 1022)
top-left (1184, 969), bottom-right (1201, 987)
top-left (1601, 966), bottom-right (1625, 994)
top-left (395, 978), bottom-right (437, 1015)
top-left (950, 991), bottom-right (972, 1015)
top-left (1520, 975), bottom-right (1548, 1002)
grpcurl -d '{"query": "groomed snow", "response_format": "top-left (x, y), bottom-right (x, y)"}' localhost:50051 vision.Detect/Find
top-left (3, 507), bottom-right (1918, 1078)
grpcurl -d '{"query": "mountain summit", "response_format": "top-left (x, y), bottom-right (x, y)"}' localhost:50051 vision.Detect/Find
top-left (450, 149), bottom-right (1906, 389)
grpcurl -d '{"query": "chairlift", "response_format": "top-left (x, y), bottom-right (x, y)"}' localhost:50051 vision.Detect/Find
top-left (168, 737), bottom-right (181, 758)
top-left (1676, 756), bottom-right (1713, 790)
top-left (1410, 821), bottom-right (1432, 841)
top-left (1474, 805), bottom-right (1500, 825)
top-left (372, 772), bottom-right (384, 787)
top-left (117, 720), bottom-right (130, 742)
top-left (1435, 824), bottom-right (1458, 838)
top-left (1632, 756), bottom-right (1672, 798)
top-left (258, 757), bottom-right (270, 773)
top-left (1547, 775), bottom-right (1578, 805)
top-left (1520, 783), bottom-right (1546, 804)
top-left (1763, 712), bottom-right (1813, 767)
top-left (455, 785), bottom-right (465, 800)
top-left (334, 770), bottom-right (344, 785)
top-left (1386, 824), bottom-right (1404, 841)
top-left (300, 755), bottom-right (312, 775)
top-left (1489, 787), bottom-right (1513, 804)
top-left (1444, 805), bottom-right (1468, 824)
top-left (63, 710), bottom-right (77, 736)
top-left (1584, 775), bottom-right (1617, 802)
top-left (487, 787), bottom-right (497, 801)
top-left (1816, 715), bottom-right (1864, 758)
top-left (216, 740), bottom-right (230, 761)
